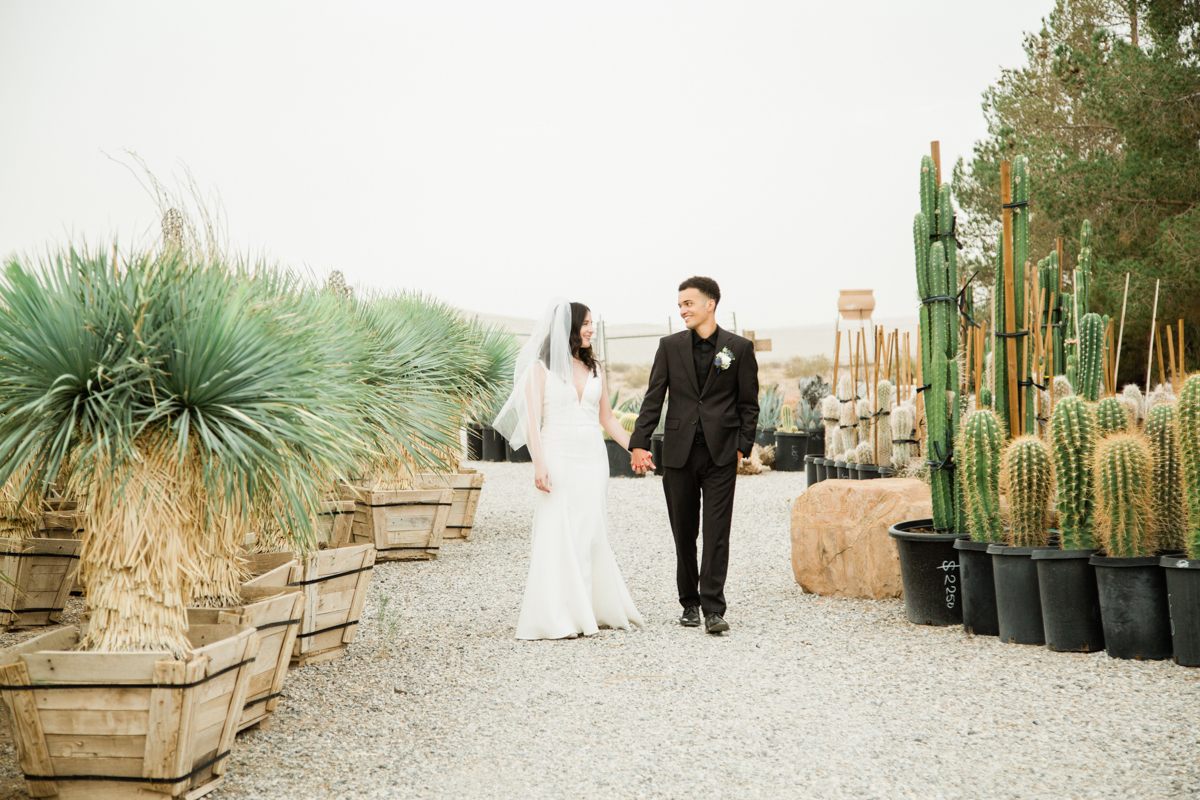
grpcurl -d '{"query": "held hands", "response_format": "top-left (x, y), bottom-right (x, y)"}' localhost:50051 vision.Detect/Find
top-left (534, 464), bottom-right (552, 493)
top-left (630, 447), bottom-right (655, 475)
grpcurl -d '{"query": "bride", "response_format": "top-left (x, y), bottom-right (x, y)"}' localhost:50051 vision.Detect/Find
top-left (494, 298), bottom-right (645, 640)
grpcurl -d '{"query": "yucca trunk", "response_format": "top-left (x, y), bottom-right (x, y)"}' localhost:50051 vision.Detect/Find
top-left (188, 489), bottom-right (251, 608)
top-left (0, 465), bottom-right (41, 538)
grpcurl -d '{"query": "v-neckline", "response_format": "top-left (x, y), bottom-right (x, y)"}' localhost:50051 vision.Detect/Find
top-left (572, 371), bottom-right (591, 405)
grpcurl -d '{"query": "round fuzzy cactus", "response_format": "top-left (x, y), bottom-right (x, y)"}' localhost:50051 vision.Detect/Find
top-left (821, 395), bottom-right (840, 458)
top-left (1178, 375), bottom-right (1200, 558)
top-left (1095, 397), bottom-right (1130, 436)
top-left (1121, 384), bottom-right (1145, 427)
top-left (1094, 432), bottom-right (1156, 558)
top-left (1002, 436), bottom-right (1053, 547)
top-left (854, 440), bottom-right (875, 466)
top-left (1050, 396), bottom-right (1097, 550)
top-left (961, 409), bottom-right (1003, 543)
top-left (875, 380), bottom-right (894, 468)
top-left (1053, 375), bottom-right (1074, 402)
top-left (1145, 402), bottom-right (1186, 552)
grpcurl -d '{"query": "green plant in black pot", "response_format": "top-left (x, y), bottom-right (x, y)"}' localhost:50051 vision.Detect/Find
top-left (961, 410), bottom-right (1003, 543)
top-left (1095, 433), bottom-right (1155, 558)
top-left (1145, 402), bottom-right (1185, 553)
top-left (1050, 396), bottom-right (1097, 551)
top-left (1002, 436), bottom-right (1052, 547)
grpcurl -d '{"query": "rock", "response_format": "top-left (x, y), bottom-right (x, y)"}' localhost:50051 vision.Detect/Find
top-left (790, 478), bottom-right (931, 599)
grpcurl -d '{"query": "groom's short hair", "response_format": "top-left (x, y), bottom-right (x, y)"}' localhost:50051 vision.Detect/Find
top-left (679, 276), bottom-right (720, 307)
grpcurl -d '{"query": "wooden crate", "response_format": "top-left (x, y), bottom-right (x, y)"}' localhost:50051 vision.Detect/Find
top-left (316, 500), bottom-right (355, 548)
top-left (0, 538), bottom-right (81, 628)
top-left (287, 543), bottom-right (376, 667)
top-left (341, 484), bottom-right (452, 561)
top-left (241, 552), bottom-right (297, 590)
top-left (416, 469), bottom-right (484, 540)
top-left (187, 586), bottom-right (304, 733)
top-left (0, 622), bottom-right (260, 799)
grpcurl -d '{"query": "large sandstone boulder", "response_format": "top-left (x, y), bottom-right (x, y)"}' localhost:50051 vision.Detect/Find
top-left (790, 478), bottom-right (932, 599)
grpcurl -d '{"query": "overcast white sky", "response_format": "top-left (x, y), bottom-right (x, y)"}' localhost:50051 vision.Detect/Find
top-left (1, 1), bottom-right (1054, 328)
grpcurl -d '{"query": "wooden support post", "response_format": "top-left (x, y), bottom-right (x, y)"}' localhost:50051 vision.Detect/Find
top-left (1113, 273), bottom-right (1130, 394)
top-left (1180, 320), bottom-right (1187, 378)
top-left (1156, 319), bottom-right (1167, 388)
top-left (1001, 160), bottom-right (1020, 438)
top-left (1167, 324), bottom-right (1178, 391)
top-left (1032, 268), bottom-right (1044, 424)
top-left (1146, 280), bottom-right (1160, 392)
top-left (832, 329), bottom-right (842, 392)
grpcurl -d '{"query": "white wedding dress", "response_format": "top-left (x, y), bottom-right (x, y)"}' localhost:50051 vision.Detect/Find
top-left (515, 367), bottom-right (645, 640)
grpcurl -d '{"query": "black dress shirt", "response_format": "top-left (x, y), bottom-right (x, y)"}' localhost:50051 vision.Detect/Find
top-left (692, 327), bottom-right (719, 392)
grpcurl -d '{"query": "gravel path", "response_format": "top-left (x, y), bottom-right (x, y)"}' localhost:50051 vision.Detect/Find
top-left (2, 462), bottom-right (1199, 798)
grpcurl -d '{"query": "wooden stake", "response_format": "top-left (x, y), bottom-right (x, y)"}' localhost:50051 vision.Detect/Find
top-left (1156, 318), bottom-right (1167, 389)
top-left (1146, 279), bottom-right (1160, 391)
top-left (1105, 319), bottom-right (1115, 397)
top-left (931, 141), bottom-right (941, 184)
top-left (1001, 160), bottom-right (1020, 439)
top-left (833, 329), bottom-right (842, 392)
top-left (1180, 320), bottom-right (1186, 379)
top-left (1113, 273), bottom-right (1130, 393)
top-left (1167, 324), bottom-right (1178, 391)
top-left (1056, 237), bottom-right (1064, 293)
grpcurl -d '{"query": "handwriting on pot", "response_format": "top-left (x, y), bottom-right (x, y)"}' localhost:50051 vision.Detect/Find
top-left (937, 560), bottom-right (959, 609)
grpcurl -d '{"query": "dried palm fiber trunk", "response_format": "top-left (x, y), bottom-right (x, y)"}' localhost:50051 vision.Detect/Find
top-left (80, 435), bottom-right (199, 657)
top-left (0, 463), bottom-right (41, 538)
top-left (186, 483), bottom-right (251, 608)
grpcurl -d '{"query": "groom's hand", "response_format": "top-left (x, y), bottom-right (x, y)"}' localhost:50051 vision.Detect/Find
top-left (630, 447), bottom-right (654, 474)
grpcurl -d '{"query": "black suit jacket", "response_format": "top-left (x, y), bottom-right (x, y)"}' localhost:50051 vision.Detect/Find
top-left (630, 326), bottom-right (759, 469)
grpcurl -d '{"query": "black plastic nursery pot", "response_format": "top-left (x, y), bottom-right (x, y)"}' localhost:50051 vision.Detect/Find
top-left (953, 539), bottom-right (1000, 637)
top-left (834, 461), bottom-right (850, 480)
top-left (755, 427), bottom-right (776, 448)
top-left (650, 433), bottom-right (665, 477)
top-left (1162, 557), bottom-right (1200, 667)
top-left (481, 427), bottom-right (507, 462)
top-left (804, 455), bottom-right (819, 486)
top-left (1091, 555), bottom-right (1173, 661)
top-left (877, 466), bottom-right (896, 478)
top-left (805, 430), bottom-right (825, 459)
top-left (1032, 549), bottom-right (1105, 653)
top-left (466, 424), bottom-right (484, 461)
top-left (888, 519), bottom-right (965, 626)
top-left (814, 458), bottom-right (829, 483)
top-left (988, 543), bottom-right (1057, 646)
top-left (859, 465), bottom-right (881, 480)
top-left (506, 443), bottom-right (532, 463)
top-left (773, 432), bottom-right (808, 472)
top-left (605, 439), bottom-right (643, 479)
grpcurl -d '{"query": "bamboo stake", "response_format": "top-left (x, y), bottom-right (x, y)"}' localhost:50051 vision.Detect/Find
top-left (1001, 160), bottom-right (1020, 438)
top-left (1032, 267), bottom-right (1044, 424)
top-left (1104, 319), bottom-right (1115, 397)
top-left (1113, 273), bottom-right (1130, 394)
top-left (833, 329), bottom-right (842, 393)
top-left (1146, 280), bottom-right (1160, 391)
top-left (1179, 320), bottom-right (1186, 379)
top-left (873, 327), bottom-right (882, 465)
top-left (1156, 318), bottom-right (1167, 389)
top-left (1167, 324), bottom-right (1178, 391)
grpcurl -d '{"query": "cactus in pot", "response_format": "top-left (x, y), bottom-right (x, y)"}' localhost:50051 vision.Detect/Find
top-left (1094, 433), bottom-right (1155, 558)
top-left (1177, 375), bottom-right (1200, 558)
top-left (890, 403), bottom-right (917, 470)
top-left (777, 405), bottom-right (798, 433)
top-left (1002, 436), bottom-right (1053, 547)
top-left (1050, 396), bottom-right (1097, 550)
top-left (1077, 313), bottom-right (1105, 402)
top-left (838, 392), bottom-right (857, 458)
top-left (961, 409), bottom-right (1003, 543)
top-left (1095, 397), bottom-right (1130, 436)
top-left (875, 380), bottom-right (893, 468)
top-left (821, 395), bottom-right (840, 458)
top-left (856, 397), bottom-right (872, 446)
top-left (1145, 402), bottom-right (1186, 552)
top-left (1121, 384), bottom-right (1145, 427)
top-left (854, 440), bottom-right (875, 466)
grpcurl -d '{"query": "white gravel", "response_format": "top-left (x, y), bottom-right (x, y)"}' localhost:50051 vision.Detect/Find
top-left (1, 461), bottom-right (1199, 799)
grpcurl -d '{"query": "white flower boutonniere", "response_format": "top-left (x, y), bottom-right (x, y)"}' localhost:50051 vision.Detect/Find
top-left (714, 346), bottom-right (734, 373)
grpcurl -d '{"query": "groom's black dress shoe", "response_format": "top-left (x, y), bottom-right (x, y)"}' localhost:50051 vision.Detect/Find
top-left (704, 613), bottom-right (730, 634)
top-left (680, 607), bottom-right (701, 627)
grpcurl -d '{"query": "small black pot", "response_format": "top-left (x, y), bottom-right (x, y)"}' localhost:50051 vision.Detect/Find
top-left (859, 465), bottom-right (881, 480)
top-left (605, 438), bottom-right (643, 479)
top-left (650, 433), bottom-right (665, 477)
top-left (989, 543), bottom-right (1057, 646)
top-left (804, 455), bottom-right (819, 486)
top-left (814, 458), bottom-right (828, 483)
top-left (877, 466), bottom-right (896, 479)
top-left (466, 424), bottom-right (484, 461)
top-left (1161, 556), bottom-right (1200, 666)
top-left (506, 443), bottom-right (532, 463)
top-left (773, 431), bottom-right (808, 472)
top-left (1033, 549), bottom-right (1104, 653)
top-left (804, 429), bottom-right (825, 459)
top-left (756, 427), bottom-right (776, 448)
top-left (888, 519), bottom-right (965, 626)
top-left (834, 461), bottom-right (850, 480)
top-left (954, 539), bottom-right (1000, 637)
top-left (1091, 555), bottom-right (1173, 661)
top-left (481, 427), bottom-right (507, 462)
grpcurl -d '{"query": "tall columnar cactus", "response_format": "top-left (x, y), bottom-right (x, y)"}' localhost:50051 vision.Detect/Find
top-left (1050, 396), bottom-right (1097, 550)
top-left (876, 380), bottom-right (894, 468)
top-left (1095, 397), bottom-right (1130, 436)
top-left (961, 410), bottom-right (1003, 543)
top-left (1145, 402), bottom-right (1186, 552)
top-left (1002, 436), bottom-right (1053, 547)
top-left (1012, 158), bottom-right (1034, 435)
top-left (821, 395), bottom-right (840, 458)
top-left (992, 234), bottom-right (1011, 435)
top-left (1077, 220), bottom-right (1093, 315)
top-left (856, 398), bottom-right (871, 445)
top-left (1178, 375), bottom-right (1200, 558)
top-left (1077, 313), bottom-right (1105, 402)
top-left (778, 404), bottom-right (797, 433)
top-left (890, 403), bottom-right (917, 470)
top-left (925, 239), bottom-right (955, 531)
top-left (1094, 433), bottom-right (1155, 558)
top-left (838, 392), bottom-right (857, 458)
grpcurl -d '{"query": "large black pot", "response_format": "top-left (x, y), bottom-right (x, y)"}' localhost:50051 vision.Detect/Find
top-left (650, 433), bottom-right (665, 477)
top-left (1033, 549), bottom-right (1104, 653)
top-left (606, 438), bottom-right (643, 479)
top-left (988, 544), bottom-right (1056, 645)
top-left (888, 520), bottom-right (965, 626)
top-left (466, 424), bottom-right (484, 461)
top-left (859, 465), bottom-right (880, 480)
top-left (834, 461), bottom-right (850, 480)
top-left (481, 427), bottom-right (507, 462)
top-left (1162, 556), bottom-right (1200, 667)
top-left (804, 455), bottom-right (819, 486)
top-left (953, 539), bottom-right (1000, 637)
top-left (506, 443), bottom-right (532, 463)
top-left (804, 429), bottom-right (826, 459)
top-left (1091, 555), bottom-right (1172, 661)
top-left (773, 432), bottom-right (808, 472)
top-left (755, 427), bottom-right (776, 448)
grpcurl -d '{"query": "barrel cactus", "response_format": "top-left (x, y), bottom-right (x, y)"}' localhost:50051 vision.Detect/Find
top-left (961, 410), bottom-right (1003, 543)
top-left (855, 440), bottom-right (875, 466)
top-left (1050, 396), bottom-right (1097, 550)
top-left (1002, 436), bottom-right (1053, 547)
top-left (1145, 402), bottom-right (1186, 552)
top-left (1178, 375), bottom-right (1200, 558)
top-left (1095, 397), bottom-right (1130, 436)
top-left (620, 413), bottom-right (637, 435)
top-left (1077, 313), bottom-right (1105, 402)
top-left (1094, 433), bottom-right (1156, 558)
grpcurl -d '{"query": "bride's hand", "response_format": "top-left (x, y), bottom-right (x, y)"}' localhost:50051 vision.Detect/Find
top-left (534, 465), bottom-right (552, 493)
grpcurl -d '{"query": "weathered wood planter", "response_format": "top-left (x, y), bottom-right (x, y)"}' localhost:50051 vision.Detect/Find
top-left (416, 469), bottom-right (484, 541)
top-left (288, 543), bottom-right (376, 667)
top-left (341, 484), bottom-right (452, 561)
top-left (241, 552), bottom-right (298, 590)
top-left (187, 586), bottom-right (305, 733)
top-left (316, 499), bottom-right (355, 548)
top-left (0, 623), bottom-right (260, 799)
top-left (0, 538), bottom-right (82, 629)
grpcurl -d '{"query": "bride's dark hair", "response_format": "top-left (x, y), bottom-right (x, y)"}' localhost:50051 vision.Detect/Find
top-left (541, 302), bottom-right (599, 376)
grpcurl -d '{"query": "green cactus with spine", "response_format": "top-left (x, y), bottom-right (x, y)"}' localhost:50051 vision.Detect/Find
top-left (1077, 313), bottom-right (1105, 402)
top-left (926, 241), bottom-right (954, 531)
top-left (1002, 435), bottom-right (1053, 547)
top-left (1012, 158), bottom-right (1035, 435)
top-left (1050, 396), bottom-right (1097, 550)
top-left (1094, 433), bottom-right (1155, 558)
top-left (992, 234), bottom-right (1011, 435)
top-left (1145, 402), bottom-right (1186, 552)
top-left (777, 405), bottom-right (798, 433)
top-left (620, 413), bottom-right (637, 435)
top-left (1077, 220), bottom-right (1092, 315)
top-left (1178, 375), bottom-right (1200, 558)
top-left (1095, 397), bottom-right (1129, 436)
top-left (961, 410), bottom-right (1004, 543)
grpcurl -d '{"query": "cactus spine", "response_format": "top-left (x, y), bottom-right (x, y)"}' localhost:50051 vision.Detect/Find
top-left (1178, 375), bottom-right (1200, 558)
top-left (1077, 313), bottom-right (1105, 401)
top-left (961, 410), bottom-right (1003, 543)
top-left (1094, 433), bottom-right (1155, 558)
top-left (778, 405), bottom-right (797, 433)
top-left (1121, 384), bottom-right (1145, 427)
top-left (1095, 397), bottom-right (1130, 436)
top-left (1002, 436), bottom-right (1053, 547)
top-left (1145, 402), bottom-right (1186, 552)
top-left (1050, 396), bottom-right (1097, 550)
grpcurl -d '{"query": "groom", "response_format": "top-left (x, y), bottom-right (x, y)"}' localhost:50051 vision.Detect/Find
top-left (629, 277), bottom-right (759, 634)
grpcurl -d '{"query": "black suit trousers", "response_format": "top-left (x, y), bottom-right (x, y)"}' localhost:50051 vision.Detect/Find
top-left (662, 439), bottom-right (737, 617)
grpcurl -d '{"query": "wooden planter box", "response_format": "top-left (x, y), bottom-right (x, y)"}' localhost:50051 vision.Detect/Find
top-left (0, 538), bottom-right (81, 629)
top-left (341, 485), bottom-right (452, 562)
top-left (316, 500), bottom-right (355, 548)
top-left (0, 623), bottom-right (260, 799)
top-left (416, 469), bottom-right (484, 541)
top-left (187, 586), bottom-right (305, 733)
top-left (288, 543), bottom-right (376, 667)
top-left (241, 552), bottom-right (298, 590)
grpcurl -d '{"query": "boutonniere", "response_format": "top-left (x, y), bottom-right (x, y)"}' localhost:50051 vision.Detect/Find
top-left (714, 346), bottom-right (734, 373)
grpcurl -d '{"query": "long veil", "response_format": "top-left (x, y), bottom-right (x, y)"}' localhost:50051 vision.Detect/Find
top-left (492, 298), bottom-right (572, 461)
